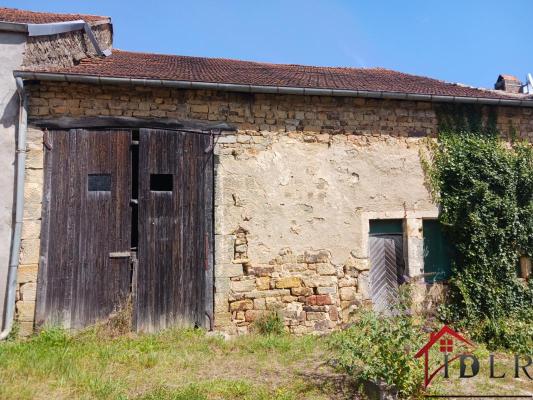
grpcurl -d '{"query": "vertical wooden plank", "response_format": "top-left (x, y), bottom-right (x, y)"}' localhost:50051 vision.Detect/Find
top-left (203, 135), bottom-right (214, 329)
top-left (136, 129), bottom-right (150, 331)
top-left (71, 129), bottom-right (88, 327)
top-left (49, 131), bottom-right (71, 325)
top-left (35, 131), bottom-right (54, 327)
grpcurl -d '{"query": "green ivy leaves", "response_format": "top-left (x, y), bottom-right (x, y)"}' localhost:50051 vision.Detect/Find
top-left (425, 120), bottom-right (533, 350)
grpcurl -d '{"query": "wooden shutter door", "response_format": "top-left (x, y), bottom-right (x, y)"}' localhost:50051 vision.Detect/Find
top-left (136, 129), bottom-right (213, 332)
top-left (36, 129), bottom-right (132, 329)
top-left (368, 234), bottom-right (404, 314)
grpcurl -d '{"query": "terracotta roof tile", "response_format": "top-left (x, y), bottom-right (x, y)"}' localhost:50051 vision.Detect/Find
top-left (23, 50), bottom-right (530, 100)
top-left (0, 7), bottom-right (109, 24)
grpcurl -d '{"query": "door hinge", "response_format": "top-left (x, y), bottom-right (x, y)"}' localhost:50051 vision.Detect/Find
top-left (109, 251), bottom-right (131, 259)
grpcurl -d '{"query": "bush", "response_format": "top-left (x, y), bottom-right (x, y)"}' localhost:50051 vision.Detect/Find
top-left (253, 311), bottom-right (285, 336)
top-left (469, 316), bottom-right (533, 354)
top-left (328, 287), bottom-right (428, 398)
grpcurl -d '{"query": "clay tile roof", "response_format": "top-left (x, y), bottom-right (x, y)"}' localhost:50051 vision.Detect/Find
top-left (0, 7), bottom-right (109, 24)
top-left (22, 50), bottom-right (531, 100)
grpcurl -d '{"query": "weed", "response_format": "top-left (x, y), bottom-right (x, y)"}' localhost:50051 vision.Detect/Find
top-left (252, 311), bottom-right (285, 335)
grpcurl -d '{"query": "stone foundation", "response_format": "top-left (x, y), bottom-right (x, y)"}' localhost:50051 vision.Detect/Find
top-left (222, 244), bottom-right (369, 334)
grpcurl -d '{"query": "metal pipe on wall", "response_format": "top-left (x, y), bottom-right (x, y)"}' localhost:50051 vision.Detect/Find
top-left (0, 77), bottom-right (28, 340)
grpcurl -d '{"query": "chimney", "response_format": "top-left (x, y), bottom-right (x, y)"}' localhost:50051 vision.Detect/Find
top-left (494, 74), bottom-right (522, 93)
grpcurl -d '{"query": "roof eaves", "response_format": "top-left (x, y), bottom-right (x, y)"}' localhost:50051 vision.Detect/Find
top-left (13, 70), bottom-right (533, 108)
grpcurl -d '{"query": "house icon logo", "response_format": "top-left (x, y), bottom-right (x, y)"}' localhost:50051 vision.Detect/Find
top-left (414, 325), bottom-right (475, 388)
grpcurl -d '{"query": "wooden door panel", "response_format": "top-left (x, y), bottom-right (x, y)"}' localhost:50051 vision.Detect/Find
top-left (36, 130), bottom-right (131, 329)
top-left (136, 129), bottom-right (213, 332)
top-left (368, 234), bottom-right (404, 314)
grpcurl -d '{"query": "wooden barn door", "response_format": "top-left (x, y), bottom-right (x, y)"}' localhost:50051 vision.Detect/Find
top-left (36, 129), bottom-right (132, 329)
top-left (135, 129), bottom-right (213, 332)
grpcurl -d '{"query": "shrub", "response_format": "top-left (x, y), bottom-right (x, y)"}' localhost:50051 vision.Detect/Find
top-left (253, 311), bottom-right (285, 336)
top-left (328, 287), bottom-right (428, 398)
top-left (469, 316), bottom-right (533, 354)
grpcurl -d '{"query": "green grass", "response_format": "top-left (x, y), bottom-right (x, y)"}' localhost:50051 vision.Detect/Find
top-left (1, 327), bottom-right (530, 399)
top-left (0, 327), bottom-right (338, 400)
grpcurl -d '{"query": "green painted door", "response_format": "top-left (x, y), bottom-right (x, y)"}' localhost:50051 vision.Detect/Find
top-left (423, 220), bottom-right (452, 283)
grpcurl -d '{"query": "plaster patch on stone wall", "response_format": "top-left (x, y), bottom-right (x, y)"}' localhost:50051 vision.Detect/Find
top-left (215, 135), bottom-right (435, 266)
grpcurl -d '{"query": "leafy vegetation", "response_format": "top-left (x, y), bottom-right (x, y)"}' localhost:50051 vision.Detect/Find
top-left (328, 287), bottom-right (428, 398)
top-left (422, 106), bottom-right (533, 351)
top-left (252, 311), bottom-right (285, 336)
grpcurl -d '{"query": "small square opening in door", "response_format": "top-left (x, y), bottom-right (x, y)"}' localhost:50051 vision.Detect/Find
top-left (88, 174), bottom-right (111, 191)
top-left (150, 174), bottom-right (173, 191)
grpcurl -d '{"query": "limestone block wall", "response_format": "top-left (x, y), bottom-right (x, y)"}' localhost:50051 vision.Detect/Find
top-left (17, 128), bottom-right (44, 336)
top-left (23, 23), bottom-right (113, 69)
top-left (16, 82), bottom-right (533, 335)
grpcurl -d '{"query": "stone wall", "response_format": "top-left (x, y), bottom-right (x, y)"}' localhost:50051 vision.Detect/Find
top-left (17, 127), bottom-right (43, 336)
top-left (213, 132), bottom-right (440, 334)
top-left (23, 23), bottom-right (113, 69)
top-left (17, 81), bottom-right (533, 335)
top-left (24, 82), bottom-right (533, 141)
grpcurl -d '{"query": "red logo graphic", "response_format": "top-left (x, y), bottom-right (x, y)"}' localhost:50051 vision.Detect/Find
top-left (415, 325), bottom-right (475, 388)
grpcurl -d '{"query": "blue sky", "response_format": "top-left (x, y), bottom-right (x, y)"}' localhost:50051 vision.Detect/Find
top-left (4, 0), bottom-right (533, 88)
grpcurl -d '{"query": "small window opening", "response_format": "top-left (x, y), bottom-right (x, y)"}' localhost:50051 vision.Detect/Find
top-left (88, 174), bottom-right (111, 191)
top-left (150, 174), bottom-right (173, 191)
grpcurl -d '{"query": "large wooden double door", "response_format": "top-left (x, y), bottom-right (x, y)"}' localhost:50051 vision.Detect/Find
top-left (36, 129), bottom-right (213, 332)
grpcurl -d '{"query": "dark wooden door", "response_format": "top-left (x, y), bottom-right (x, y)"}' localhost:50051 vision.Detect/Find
top-left (36, 129), bottom-right (132, 329)
top-left (136, 129), bottom-right (213, 332)
top-left (368, 234), bottom-right (404, 314)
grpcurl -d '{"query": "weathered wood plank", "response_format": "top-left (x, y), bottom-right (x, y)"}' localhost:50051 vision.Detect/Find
top-left (369, 235), bottom-right (404, 315)
top-left (29, 116), bottom-right (236, 132)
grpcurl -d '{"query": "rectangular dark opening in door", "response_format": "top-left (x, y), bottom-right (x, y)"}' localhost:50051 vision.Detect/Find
top-left (150, 174), bottom-right (173, 191)
top-left (88, 174), bottom-right (111, 191)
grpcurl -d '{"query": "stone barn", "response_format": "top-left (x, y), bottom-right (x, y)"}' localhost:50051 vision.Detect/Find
top-left (1, 7), bottom-right (532, 337)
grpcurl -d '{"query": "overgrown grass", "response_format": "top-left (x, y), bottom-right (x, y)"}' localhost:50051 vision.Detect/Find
top-left (0, 327), bottom-right (335, 400)
top-left (1, 325), bottom-right (530, 399)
